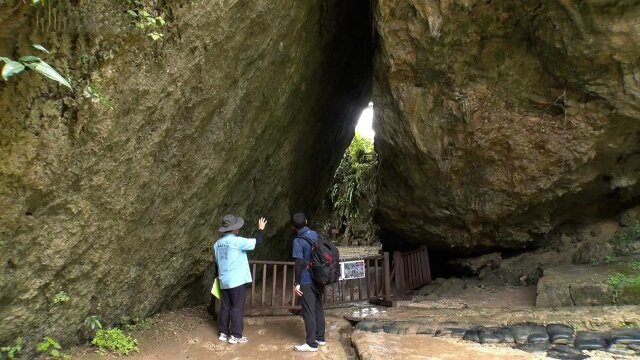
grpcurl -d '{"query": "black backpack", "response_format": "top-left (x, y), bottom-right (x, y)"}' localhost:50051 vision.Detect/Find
top-left (299, 234), bottom-right (341, 285)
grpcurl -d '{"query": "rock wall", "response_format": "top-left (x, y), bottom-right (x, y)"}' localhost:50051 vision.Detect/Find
top-left (0, 0), bottom-right (371, 347)
top-left (374, 0), bottom-right (640, 253)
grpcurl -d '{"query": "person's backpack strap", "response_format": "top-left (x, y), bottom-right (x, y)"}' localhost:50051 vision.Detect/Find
top-left (296, 235), bottom-right (317, 270)
top-left (297, 235), bottom-right (316, 247)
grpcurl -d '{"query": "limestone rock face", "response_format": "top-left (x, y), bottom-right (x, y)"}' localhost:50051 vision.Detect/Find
top-left (374, 0), bottom-right (640, 252)
top-left (0, 0), bottom-right (371, 346)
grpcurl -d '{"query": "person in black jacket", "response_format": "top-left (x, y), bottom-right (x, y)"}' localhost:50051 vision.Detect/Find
top-left (291, 212), bottom-right (325, 352)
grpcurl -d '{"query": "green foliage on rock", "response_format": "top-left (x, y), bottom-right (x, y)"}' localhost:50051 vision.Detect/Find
top-left (608, 262), bottom-right (640, 304)
top-left (84, 316), bottom-right (103, 331)
top-left (53, 291), bottom-right (70, 304)
top-left (83, 84), bottom-right (113, 109)
top-left (0, 45), bottom-right (71, 89)
top-left (36, 337), bottom-right (71, 359)
top-left (611, 222), bottom-right (640, 255)
top-left (123, 316), bottom-right (153, 331)
top-left (91, 328), bottom-right (138, 356)
top-left (0, 338), bottom-right (23, 360)
top-left (330, 133), bottom-right (377, 220)
top-left (126, 0), bottom-right (167, 41)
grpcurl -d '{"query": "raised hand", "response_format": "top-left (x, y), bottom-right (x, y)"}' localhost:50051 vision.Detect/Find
top-left (258, 217), bottom-right (268, 230)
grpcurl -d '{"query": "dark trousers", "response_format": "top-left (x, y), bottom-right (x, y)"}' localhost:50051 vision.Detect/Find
top-left (300, 283), bottom-right (325, 347)
top-left (219, 284), bottom-right (246, 338)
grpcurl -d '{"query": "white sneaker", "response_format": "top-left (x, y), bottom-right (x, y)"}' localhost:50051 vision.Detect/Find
top-left (228, 336), bottom-right (248, 344)
top-left (317, 340), bottom-right (326, 346)
top-left (294, 343), bottom-right (318, 352)
top-left (218, 333), bottom-right (228, 341)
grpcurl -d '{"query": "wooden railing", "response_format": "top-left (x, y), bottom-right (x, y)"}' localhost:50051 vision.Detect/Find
top-left (393, 246), bottom-right (431, 291)
top-left (219, 248), bottom-right (431, 314)
top-left (246, 253), bottom-right (391, 310)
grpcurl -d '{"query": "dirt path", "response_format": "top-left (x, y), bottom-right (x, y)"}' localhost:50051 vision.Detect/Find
top-left (72, 307), bottom-right (356, 360)
top-left (70, 284), bottom-right (640, 359)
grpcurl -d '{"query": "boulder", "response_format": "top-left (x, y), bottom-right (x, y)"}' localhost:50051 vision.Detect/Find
top-left (462, 329), bottom-right (480, 343)
top-left (610, 328), bottom-right (640, 345)
top-left (510, 323), bottom-right (547, 345)
top-left (478, 327), bottom-right (502, 344)
top-left (374, 0), bottom-right (640, 253)
top-left (536, 265), bottom-right (615, 307)
top-left (621, 206), bottom-right (640, 227)
top-left (547, 324), bottom-right (575, 345)
top-left (572, 240), bottom-right (614, 265)
top-left (0, 0), bottom-right (372, 347)
top-left (449, 252), bottom-right (502, 278)
top-left (574, 332), bottom-right (609, 351)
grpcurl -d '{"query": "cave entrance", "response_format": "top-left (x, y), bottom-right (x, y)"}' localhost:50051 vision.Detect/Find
top-left (318, 102), bottom-right (379, 248)
top-left (355, 101), bottom-right (375, 141)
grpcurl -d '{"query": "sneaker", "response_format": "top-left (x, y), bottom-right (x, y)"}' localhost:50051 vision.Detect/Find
top-left (228, 336), bottom-right (248, 344)
top-left (317, 340), bottom-right (326, 346)
top-left (218, 333), bottom-right (228, 341)
top-left (294, 343), bottom-right (318, 352)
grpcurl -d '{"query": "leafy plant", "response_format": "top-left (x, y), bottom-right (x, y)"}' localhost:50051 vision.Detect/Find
top-left (611, 222), bottom-right (640, 255)
top-left (330, 133), bottom-right (378, 220)
top-left (84, 316), bottom-right (103, 331)
top-left (123, 316), bottom-right (153, 331)
top-left (126, 0), bottom-right (167, 41)
top-left (590, 255), bottom-right (617, 265)
top-left (608, 272), bottom-right (640, 304)
top-left (53, 291), bottom-right (70, 304)
top-left (36, 337), bottom-right (71, 359)
top-left (0, 338), bottom-right (24, 360)
top-left (1, 45), bottom-right (71, 89)
top-left (91, 328), bottom-right (138, 356)
top-left (83, 84), bottom-right (113, 109)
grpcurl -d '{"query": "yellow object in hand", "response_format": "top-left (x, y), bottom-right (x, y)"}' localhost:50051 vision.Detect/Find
top-left (211, 278), bottom-right (222, 299)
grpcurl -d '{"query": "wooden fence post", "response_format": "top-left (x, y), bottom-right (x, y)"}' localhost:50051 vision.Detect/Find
top-left (423, 246), bottom-right (432, 284)
top-left (383, 252), bottom-right (391, 302)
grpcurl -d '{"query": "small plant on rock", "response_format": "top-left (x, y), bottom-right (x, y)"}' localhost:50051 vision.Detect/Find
top-left (91, 328), bottom-right (139, 356)
top-left (1, 45), bottom-right (71, 89)
top-left (126, 0), bottom-right (167, 41)
top-left (611, 222), bottom-right (640, 255)
top-left (123, 316), bottom-right (154, 331)
top-left (0, 337), bottom-right (24, 360)
top-left (83, 84), bottom-right (114, 109)
top-left (36, 337), bottom-right (71, 359)
top-left (84, 315), bottom-right (103, 331)
top-left (608, 272), bottom-right (640, 304)
top-left (53, 291), bottom-right (70, 304)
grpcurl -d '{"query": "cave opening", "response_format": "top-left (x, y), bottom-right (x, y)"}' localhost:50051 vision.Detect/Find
top-left (316, 101), bottom-right (379, 247)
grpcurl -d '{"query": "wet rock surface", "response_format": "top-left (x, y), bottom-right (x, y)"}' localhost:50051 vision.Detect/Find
top-left (611, 328), bottom-right (640, 344)
top-left (547, 324), bottom-right (575, 345)
top-left (574, 332), bottom-right (609, 351)
top-left (347, 305), bottom-right (640, 359)
top-left (374, 0), bottom-right (640, 253)
top-left (547, 345), bottom-right (589, 360)
top-left (0, 0), bottom-right (372, 348)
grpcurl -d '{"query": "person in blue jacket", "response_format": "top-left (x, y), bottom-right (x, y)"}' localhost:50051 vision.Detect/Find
top-left (213, 214), bottom-right (267, 344)
top-left (291, 212), bottom-right (326, 352)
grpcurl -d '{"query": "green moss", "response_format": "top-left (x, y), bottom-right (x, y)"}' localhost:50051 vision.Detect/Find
top-left (611, 222), bottom-right (640, 255)
top-left (608, 261), bottom-right (640, 304)
top-left (621, 282), bottom-right (640, 305)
